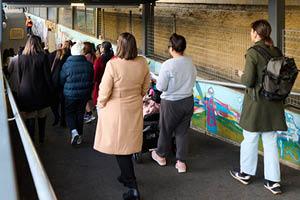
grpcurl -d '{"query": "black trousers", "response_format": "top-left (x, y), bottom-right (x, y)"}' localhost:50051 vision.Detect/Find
top-left (156, 96), bottom-right (194, 162)
top-left (116, 155), bottom-right (137, 189)
top-left (65, 98), bottom-right (87, 135)
top-left (51, 92), bottom-right (66, 123)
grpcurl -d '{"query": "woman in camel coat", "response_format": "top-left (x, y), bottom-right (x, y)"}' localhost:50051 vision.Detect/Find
top-left (94, 32), bottom-right (150, 200)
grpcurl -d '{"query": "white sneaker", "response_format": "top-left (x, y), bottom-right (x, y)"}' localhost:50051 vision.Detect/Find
top-left (175, 161), bottom-right (187, 173)
top-left (84, 114), bottom-right (96, 124)
top-left (71, 129), bottom-right (79, 145)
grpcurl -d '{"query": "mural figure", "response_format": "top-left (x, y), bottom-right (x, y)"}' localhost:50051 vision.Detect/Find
top-left (204, 87), bottom-right (217, 134)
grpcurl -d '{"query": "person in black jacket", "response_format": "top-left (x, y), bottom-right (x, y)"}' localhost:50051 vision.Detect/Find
top-left (50, 46), bottom-right (71, 126)
top-left (60, 42), bottom-right (94, 146)
top-left (48, 40), bottom-right (73, 127)
top-left (17, 35), bottom-right (53, 144)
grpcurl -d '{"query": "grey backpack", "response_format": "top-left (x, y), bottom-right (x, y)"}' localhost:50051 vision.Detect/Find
top-left (252, 45), bottom-right (299, 101)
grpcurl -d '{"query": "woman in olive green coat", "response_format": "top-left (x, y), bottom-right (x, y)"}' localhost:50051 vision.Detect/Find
top-left (230, 19), bottom-right (287, 195)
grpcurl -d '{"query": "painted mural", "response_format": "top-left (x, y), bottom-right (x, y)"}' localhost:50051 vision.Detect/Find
top-left (193, 82), bottom-right (244, 143)
top-left (149, 59), bottom-right (300, 168)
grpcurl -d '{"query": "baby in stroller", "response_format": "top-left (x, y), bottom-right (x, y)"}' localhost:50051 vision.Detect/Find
top-left (133, 79), bottom-right (162, 163)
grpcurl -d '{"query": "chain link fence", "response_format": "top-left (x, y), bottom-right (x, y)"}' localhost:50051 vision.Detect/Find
top-left (147, 13), bottom-right (252, 83)
top-left (283, 29), bottom-right (300, 108)
top-left (98, 10), bottom-right (300, 108)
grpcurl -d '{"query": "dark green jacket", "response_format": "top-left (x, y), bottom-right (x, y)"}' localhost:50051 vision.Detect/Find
top-left (239, 40), bottom-right (287, 132)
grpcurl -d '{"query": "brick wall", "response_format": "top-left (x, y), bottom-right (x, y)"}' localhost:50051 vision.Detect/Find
top-left (101, 8), bottom-right (143, 50)
top-left (101, 4), bottom-right (300, 89)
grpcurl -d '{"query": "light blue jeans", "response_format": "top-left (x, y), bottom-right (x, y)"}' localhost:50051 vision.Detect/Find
top-left (240, 130), bottom-right (280, 182)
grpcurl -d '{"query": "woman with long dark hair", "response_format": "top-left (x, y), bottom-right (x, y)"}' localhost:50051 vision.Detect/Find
top-left (92, 41), bottom-right (114, 106)
top-left (50, 47), bottom-right (71, 126)
top-left (94, 33), bottom-right (150, 200)
top-left (230, 19), bottom-right (286, 195)
top-left (17, 35), bottom-right (53, 144)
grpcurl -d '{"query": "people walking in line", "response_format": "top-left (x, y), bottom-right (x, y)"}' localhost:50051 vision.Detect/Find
top-left (92, 41), bottom-right (114, 106)
top-left (151, 33), bottom-right (197, 173)
top-left (94, 32), bottom-right (150, 200)
top-left (60, 42), bottom-right (94, 146)
top-left (25, 16), bottom-right (33, 36)
top-left (229, 19), bottom-right (287, 195)
top-left (17, 35), bottom-right (53, 144)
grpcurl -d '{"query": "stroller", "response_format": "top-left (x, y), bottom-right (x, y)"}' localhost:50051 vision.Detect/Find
top-left (133, 82), bottom-right (162, 163)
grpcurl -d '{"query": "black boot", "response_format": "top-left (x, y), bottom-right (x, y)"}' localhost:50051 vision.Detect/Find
top-left (52, 116), bottom-right (60, 126)
top-left (25, 118), bottom-right (35, 142)
top-left (123, 188), bottom-right (140, 200)
top-left (38, 117), bottom-right (46, 144)
top-left (117, 175), bottom-right (127, 187)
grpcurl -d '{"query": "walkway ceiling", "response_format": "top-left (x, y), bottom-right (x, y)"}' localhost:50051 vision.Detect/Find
top-left (3, 0), bottom-right (156, 6)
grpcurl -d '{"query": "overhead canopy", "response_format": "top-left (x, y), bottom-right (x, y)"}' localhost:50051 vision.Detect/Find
top-left (3, 0), bottom-right (156, 6)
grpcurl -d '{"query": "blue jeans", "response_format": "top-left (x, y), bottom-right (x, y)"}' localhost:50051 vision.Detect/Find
top-left (240, 130), bottom-right (280, 182)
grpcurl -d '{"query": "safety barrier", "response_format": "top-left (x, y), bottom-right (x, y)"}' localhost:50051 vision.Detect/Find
top-left (1, 74), bottom-right (57, 200)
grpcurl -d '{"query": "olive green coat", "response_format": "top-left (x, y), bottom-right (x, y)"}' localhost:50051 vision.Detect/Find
top-left (239, 40), bottom-right (287, 132)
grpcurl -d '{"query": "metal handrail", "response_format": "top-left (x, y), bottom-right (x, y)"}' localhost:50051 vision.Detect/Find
top-left (4, 77), bottom-right (57, 200)
top-left (0, 68), bottom-right (19, 199)
top-left (197, 79), bottom-right (300, 96)
top-left (151, 72), bottom-right (300, 96)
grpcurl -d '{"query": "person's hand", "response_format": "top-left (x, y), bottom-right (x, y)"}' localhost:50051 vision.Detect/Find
top-left (96, 105), bottom-right (100, 116)
top-left (235, 70), bottom-right (244, 77)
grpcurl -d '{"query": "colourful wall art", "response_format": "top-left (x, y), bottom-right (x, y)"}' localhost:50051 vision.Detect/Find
top-left (149, 59), bottom-right (300, 168)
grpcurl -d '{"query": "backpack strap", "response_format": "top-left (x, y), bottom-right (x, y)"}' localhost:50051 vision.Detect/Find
top-left (251, 45), bottom-right (273, 62)
top-left (274, 46), bottom-right (283, 57)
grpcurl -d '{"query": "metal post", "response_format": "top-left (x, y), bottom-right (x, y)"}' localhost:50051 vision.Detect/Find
top-left (101, 9), bottom-right (105, 39)
top-left (268, 0), bottom-right (285, 51)
top-left (84, 7), bottom-right (87, 33)
top-left (149, 3), bottom-right (154, 56)
top-left (95, 8), bottom-right (99, 39)
top-left (142, 3), bottom-right (150, 56)
top-left (129, 10), bottom-right (132, 34)
top-left (46, 7), bottom-right (48, 20)
top-left (72, 7), bottom-right (75, 30)
top-left (142, 3), bottom-right (154, 56)
top-left (172, 14), bottom-right (176, 33)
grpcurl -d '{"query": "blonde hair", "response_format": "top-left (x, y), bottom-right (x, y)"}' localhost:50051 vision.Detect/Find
top-left (22, 35), bottom-right (43, 55)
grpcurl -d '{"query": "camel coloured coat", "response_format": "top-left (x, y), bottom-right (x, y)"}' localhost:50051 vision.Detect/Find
top-left (94, 56), bottom-right (150, 155)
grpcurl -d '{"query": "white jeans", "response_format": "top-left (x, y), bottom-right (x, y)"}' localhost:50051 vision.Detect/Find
top-left (240, 130), bottom-right (280, 182)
